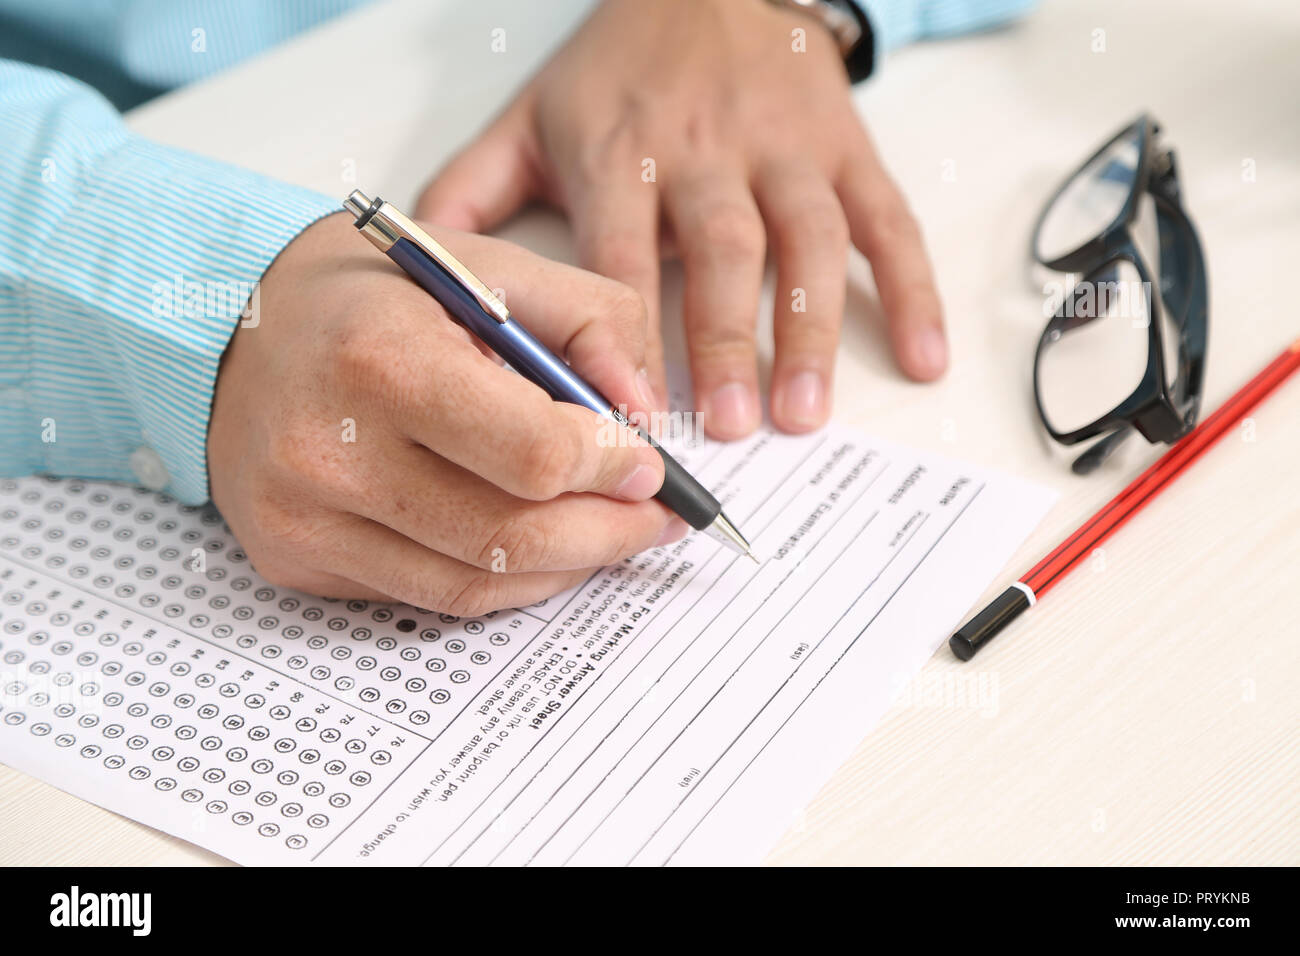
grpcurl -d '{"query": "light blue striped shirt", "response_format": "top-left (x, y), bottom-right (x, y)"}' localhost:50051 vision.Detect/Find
top-left (0, 0), bottom-right (1034, 506)
top-left (859, 0), bottom-right (1037, 56)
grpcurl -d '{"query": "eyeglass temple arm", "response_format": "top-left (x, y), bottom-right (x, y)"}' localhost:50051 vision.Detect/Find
top-left (1072, 426), bottom-right (1135, 475)
top-left (1150, 149), bottom-right (1180, 203)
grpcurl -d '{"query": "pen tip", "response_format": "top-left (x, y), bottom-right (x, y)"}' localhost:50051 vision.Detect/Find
top-left (747, 550), bottom-right (760, 565)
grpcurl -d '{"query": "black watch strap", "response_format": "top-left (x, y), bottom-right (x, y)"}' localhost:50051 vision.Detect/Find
top-left (835, 0), bottom-right (876, 83)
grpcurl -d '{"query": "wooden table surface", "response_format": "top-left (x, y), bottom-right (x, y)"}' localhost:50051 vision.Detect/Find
top-left (2, 0), bottom-right (1296, 865)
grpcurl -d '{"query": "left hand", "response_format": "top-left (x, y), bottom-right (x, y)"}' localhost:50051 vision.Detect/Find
top-left (417, 0), bottom-right (947, 439)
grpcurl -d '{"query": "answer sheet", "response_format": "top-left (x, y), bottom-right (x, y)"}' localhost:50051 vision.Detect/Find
top-left (0, 426), bottom-right (1053, 865)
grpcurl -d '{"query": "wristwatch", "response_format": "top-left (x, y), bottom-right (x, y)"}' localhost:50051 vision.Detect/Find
top-left (765, 0), bottom-right (876, 83)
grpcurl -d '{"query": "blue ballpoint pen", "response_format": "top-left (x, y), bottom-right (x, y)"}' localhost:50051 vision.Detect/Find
top-left (341, 190), bottom-right (757, 561)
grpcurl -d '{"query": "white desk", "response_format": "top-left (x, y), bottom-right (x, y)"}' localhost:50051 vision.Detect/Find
top-left (2, 0), bottom-right (1297, 866)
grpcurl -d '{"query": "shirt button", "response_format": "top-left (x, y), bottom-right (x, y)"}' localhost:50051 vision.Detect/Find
top-left (129, 446), bottom-right (170, 491)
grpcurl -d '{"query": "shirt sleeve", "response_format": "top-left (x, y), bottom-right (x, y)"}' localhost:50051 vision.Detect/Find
top-left (857, 0), bottom-right (1037, 55)
top-left (0, 59), bottom-right (339, 505)
top-left (0, 0), bottom-right (370, 94)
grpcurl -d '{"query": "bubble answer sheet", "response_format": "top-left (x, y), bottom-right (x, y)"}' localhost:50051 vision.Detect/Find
top-left (0, 425), bottom-right (1054, 866)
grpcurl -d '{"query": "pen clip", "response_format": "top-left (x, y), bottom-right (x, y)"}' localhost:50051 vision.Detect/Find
top-left (343, 190), bottom-right (510, 323)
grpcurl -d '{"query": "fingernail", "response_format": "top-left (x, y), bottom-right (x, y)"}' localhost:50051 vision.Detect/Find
top-left (778, 371), bottom-right (825, 429)
top-left (614, 463), bottom-right (661, 501)
top-left (654, 517), bottom-right (690, 547)
top-left (912, 327), bottom-right (949, 378)
top-left (705, 382), bottom-right (758, 437)
top-left (635, 367), bottom-right (660, 412)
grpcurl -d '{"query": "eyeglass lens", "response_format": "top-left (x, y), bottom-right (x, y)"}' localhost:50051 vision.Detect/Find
top-left (1035, 125), bottom-right (1142, 263)
top-left (1036, 257), bottom-right (1151, 434)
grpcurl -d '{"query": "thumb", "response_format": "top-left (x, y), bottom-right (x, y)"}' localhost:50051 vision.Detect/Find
top-left (415, 97), bottom-right (542, 232)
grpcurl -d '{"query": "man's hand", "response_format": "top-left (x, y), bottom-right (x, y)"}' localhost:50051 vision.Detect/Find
top-left (207, 213), bottom-right (684, 616)
top-left (417, 0), bottom-right (947, 440)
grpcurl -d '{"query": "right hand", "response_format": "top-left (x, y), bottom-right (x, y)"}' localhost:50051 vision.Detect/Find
top-left (207, 212), bottom-right (685, 617)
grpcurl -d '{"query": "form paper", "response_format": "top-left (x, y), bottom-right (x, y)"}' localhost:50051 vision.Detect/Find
top-left (0, 426), bottom-right (1053, 865)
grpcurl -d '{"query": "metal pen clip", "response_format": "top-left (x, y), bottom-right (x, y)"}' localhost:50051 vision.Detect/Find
top-left (342, 189), bottom-right (510, 323)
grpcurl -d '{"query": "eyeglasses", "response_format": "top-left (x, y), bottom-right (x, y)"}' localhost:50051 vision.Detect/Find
top-left (1031, 115), bottom-right (1209, 475)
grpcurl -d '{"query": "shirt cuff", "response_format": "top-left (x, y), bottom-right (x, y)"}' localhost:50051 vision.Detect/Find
top-left (22, 135), bottom-right (339, 505)
top-left (856, 0), bottom-right (1037, 55)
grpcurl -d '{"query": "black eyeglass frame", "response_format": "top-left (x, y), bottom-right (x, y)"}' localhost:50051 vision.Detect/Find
top-left (1030, 115), bottom-right (1209, 475)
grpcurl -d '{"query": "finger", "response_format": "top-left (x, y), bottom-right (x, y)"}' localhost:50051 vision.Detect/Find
top-left (322, 441), bottom-right (685, 572)
top-left (568, 174), bottom-right (667, 409)
top-left (254, 564), bottom-right (397, 603)
top-left (835, 128), bottom-right (947, 381)
top-left (445, 231), bottom-right (660, 421)
top-left (310, 515), bottom-right (597, 617)
top-left (415, 95), bottom-right (543, 233)
top-left (373, 328), bottom-right (663, 503)
top-left (663, 164), bottom-right (766, 439)
top-left (752, 159), bottom-right (849, 432)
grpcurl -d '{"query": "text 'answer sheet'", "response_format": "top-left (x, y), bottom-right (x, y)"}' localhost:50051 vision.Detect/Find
top-left (0, 426), bottom-right (1054, 865)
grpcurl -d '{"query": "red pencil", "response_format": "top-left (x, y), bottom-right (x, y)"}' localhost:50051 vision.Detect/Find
top-left (951, 336), bottom-right (1300, 660)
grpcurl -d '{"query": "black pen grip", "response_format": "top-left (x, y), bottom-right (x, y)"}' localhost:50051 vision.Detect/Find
top-left (639, 431), bottom-right (719, 531)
